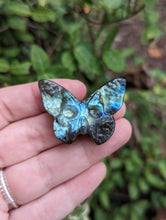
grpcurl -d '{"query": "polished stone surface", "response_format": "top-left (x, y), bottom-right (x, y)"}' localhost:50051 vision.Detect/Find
top-left (39, 78), bottom-right (126, 145)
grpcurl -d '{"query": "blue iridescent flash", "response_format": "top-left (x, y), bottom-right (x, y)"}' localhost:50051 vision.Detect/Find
top-left (38, 78), bottom-right (126, 145)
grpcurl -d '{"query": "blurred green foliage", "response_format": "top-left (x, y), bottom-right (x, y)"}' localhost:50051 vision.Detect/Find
top-left (0, 0), bottom-right (145, 86)
top-left (0, 0), bottom-right (166, 219)
top-left (88, 84), bottom-right (166, 220)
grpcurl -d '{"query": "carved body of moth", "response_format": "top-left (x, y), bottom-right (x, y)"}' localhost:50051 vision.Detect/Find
top-left (39, 78), bottom-right (126, 145)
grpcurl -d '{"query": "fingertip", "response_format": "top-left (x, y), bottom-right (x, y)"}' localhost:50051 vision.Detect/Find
top-left (52, 79), bottom-right (87, 100)
top-left (72, 80), bottom-right (87, 100)
top-left (69, 162), bottom-right (107, 201)
top-left (115, 118), bottom-right (132, 145)
top-left (114, 103), bottom-right (126, 119)
top-left (86, 118), bottom-right (132, 159)
top-left (96, 162), bottom-right (107, 180)
top-left (122, 118), bottom-right (132, 143)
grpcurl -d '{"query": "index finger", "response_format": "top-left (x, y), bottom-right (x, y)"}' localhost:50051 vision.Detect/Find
top-left (0, 79), bottom-right (87, 130)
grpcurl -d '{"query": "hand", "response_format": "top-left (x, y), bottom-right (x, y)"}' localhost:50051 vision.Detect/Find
top-left (0, 79), bottom-right (132, 220)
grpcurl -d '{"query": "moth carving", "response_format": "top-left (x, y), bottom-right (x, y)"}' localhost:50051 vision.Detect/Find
top-left (39, 78), bottom-right (126, 145)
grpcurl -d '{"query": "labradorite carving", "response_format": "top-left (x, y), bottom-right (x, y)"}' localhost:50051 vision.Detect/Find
top-left (39, 78), bottom-right (126, 145)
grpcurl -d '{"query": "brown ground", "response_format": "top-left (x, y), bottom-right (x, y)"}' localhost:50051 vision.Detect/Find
top-left (113, 0), bottom-right (166, 74)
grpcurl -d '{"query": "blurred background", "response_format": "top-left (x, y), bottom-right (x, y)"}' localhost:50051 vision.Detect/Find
top-left (0, 0), bottom-right (166, 219)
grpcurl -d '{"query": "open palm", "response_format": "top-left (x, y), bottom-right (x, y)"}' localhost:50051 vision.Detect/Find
top-left (0, 79), bottom-right (131, 220)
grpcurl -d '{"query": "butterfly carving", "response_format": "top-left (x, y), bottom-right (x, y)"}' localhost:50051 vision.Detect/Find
top-left (38, 78), bottom-right (126, 145)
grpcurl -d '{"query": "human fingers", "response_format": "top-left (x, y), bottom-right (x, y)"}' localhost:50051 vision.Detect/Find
top-left (5, 118), bottom-right (132, 205)
top-left (114, 103), bottom-right (126, 119)
top-left (9, 162), bottom-right (106, 220)
top-left (0, 79), bottom-right (87, 130)
top-left (0, 103), bottom-right (126, 168)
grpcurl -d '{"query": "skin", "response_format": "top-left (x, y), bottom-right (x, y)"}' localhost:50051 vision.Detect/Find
top-left (0, 79), bottom-right (132, 220)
